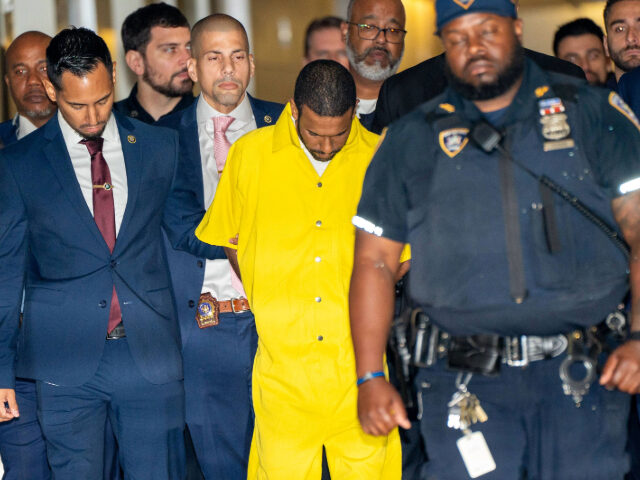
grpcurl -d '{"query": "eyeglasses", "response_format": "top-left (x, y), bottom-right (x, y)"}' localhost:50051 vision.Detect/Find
top-left (347, 22), bottom-right (407, 44)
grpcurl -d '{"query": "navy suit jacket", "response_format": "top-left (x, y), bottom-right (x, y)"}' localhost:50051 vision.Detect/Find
top-left (0, 119), bottom-right (18, 147)
top-left (618, 67), bottom-right (640, 117)
top-left (156, 94), bottom-right (284, 345)
top-left (0, 112), bottom-right (222, 388)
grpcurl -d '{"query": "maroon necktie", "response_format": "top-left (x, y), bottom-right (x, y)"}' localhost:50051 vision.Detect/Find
top-left (80, 137), bottom-right (122, 334)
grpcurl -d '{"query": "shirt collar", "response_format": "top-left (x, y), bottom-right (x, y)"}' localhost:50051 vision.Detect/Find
top-left (58, 110), bottom-right (119, 147)
top-left (196, 92), bottom-right (254, 132)
top-left (126, 83), bottom-right (195, 123)
top-left (16, 114), bottom-right (39, 140)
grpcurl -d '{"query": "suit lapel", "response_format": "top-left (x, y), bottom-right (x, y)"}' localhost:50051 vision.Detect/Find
top-left (249, 94), bottom-right (276, 128)
top-left (114, 113), bottom-right (141, 250)
top-left (43, 116), bottom-right (110, 253)
top-left (180, 103), bottom-right (205, 208)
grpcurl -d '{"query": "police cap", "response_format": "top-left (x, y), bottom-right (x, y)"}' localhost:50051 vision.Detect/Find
top-left (436, 0), bottom-right (517, 32)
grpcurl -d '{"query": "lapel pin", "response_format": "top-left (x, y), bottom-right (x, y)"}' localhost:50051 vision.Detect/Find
top-left (264, 115), bottom-right (272, 124)
top-left (127, 135), bottom-right (136, 144)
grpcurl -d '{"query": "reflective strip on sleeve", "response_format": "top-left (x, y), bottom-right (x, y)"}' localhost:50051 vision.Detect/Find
top-left (352, 215), bottom-right (384, 236)
top-left (619, 177), bottom-right (640, 194)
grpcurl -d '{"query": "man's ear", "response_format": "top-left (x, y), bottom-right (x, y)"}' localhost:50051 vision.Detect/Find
top-left (43, 78), bottom-right (57, 103)
top-left (604, 35), bottom-right (611, 57)
top-left (290, 99), bottom-right (298, 122)
top-left (125, 50), bottom-right (145, 77)
top-left (112, 61), bottom-right (117, 85)
top-left (187, 57), bottom-right (198, 83)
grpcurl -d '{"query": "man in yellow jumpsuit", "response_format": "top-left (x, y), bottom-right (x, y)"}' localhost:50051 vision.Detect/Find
top-left (196, 60), bottom-right (402, 479)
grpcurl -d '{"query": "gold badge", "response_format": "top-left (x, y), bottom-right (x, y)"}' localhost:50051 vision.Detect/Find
top-left (127, 135), bottom-right (136, 144)
top-left (540, 114), bottom-right (570, 141)
top-left (195, 292), bottom-right (219, 328)
top-left (264, 115), bottom-right (272, 124)
top-left (439, 128), bottom-right (469, 158)
top-left (452, 0), bottom-right (475, 9)
top-left (439, 103), bottom-right (456, 113)
top-left (535, 86), bottom-right (550, 98)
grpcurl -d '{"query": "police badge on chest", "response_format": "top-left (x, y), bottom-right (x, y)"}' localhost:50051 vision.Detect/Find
top-left (538, 97), bottom-right (575, 152)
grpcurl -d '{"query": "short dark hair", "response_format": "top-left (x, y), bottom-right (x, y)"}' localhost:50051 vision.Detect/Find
top-left (46, 27), bottom-right (113, 91)
top-left (121, 2), bottom-right (189, 53)
top-left (604, 0), bottom-right (640, 28)
top-left (294, 60), bottom-right (356, 117)
top-left (304, 16), bottom-right (344, 58)
top-left (553, 18), bottom-right (604, 56)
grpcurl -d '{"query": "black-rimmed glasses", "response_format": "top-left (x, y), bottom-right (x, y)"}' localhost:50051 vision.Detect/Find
top-left (347, 22), bottom-right (407, 44)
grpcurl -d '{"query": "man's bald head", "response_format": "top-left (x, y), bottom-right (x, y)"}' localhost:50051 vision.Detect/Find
top-left (4, 30), bottom-right (56, 126)
top-left (191, 14), bottom-right (250, 58)
top-left (6, 31), bottom-right (51, 70)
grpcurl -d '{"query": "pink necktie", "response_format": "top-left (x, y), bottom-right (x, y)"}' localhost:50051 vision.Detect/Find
top-left (213, 115), bottom-right (234, 174)
top-left (80, 137), bottom-right (122, 334)
top-left (212, 116), bottom-right (246, 297)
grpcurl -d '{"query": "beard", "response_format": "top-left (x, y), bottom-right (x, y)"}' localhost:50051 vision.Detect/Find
top-left (445, 41), bottom-right (525, 101)
top-left (608, 45), bottom-right (640, 74)
top-left (345, 33), bottom-right (403, 82)
top-left (142, 61), bottom-right (193, 98)
top-left (23, 104), bottom-right (56, 120)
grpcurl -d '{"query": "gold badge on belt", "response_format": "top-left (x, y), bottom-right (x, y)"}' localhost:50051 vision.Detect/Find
top-left (196, 292), bottom-right (219, 328)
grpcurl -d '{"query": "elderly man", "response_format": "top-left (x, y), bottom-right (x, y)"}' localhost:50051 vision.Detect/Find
top-left (196, 60), bottom-right (402, 479)
top-left (351, 0), bottom-right (640, 478)
top-left (342, 0), bottom-right (406, 129)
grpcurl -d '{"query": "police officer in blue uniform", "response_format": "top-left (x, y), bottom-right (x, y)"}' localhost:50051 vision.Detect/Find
top-left (350, 1), bottom-right (640, 478)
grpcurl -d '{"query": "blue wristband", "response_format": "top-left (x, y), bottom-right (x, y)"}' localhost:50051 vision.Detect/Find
top-left (357, 370), bottom-right (385, 386)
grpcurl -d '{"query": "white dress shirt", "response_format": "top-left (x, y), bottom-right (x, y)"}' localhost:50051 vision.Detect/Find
top-left (356, 97), bottom-right (377, 118)
top-left (58, 111), bottom-right (128, 236)
top-left (14, 114), bottom-right (39, 140)
top-left (196, 93), bottom-right (256, 299)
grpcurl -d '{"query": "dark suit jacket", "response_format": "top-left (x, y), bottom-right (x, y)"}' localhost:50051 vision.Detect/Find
top-left (156, 95), bottom-right (284, 345)
top-left (0, 112), bottom-right (222, 388)
top-left (617, 67), bottom-right (640, 117)
top-left (0, 119), bottom-right (18, 148)
top-left (372, 49), bottom-right (586, 133)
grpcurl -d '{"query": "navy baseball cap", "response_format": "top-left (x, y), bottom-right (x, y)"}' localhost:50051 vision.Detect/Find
top-left (436, 0), bottom-right (517, 32)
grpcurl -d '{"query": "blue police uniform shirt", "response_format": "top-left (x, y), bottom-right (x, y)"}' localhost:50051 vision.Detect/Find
top-left (356, 58), bottom-right (640, 336)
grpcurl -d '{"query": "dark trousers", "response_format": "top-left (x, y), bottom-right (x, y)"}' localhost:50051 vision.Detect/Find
top-left (416, 354), bottom-right (630, 480)
top-left (0, 378), bottom-right (50, 480)
top-left (36, 338), bottom-right (185, 480)
top-left (183, 311), bottom-right (257, 479)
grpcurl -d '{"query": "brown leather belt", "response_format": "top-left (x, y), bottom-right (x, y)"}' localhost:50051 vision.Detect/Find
top-left (218, 297), bottom-right (251, 313)
top-left (196, 293), bottom-right (250, 329)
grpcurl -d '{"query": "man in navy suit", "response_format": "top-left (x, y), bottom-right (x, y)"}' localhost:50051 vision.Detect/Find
top-left (157, 14), bottom-right (283, 479)
top-left (0, 30), bottom-right (53, 480)
top-left (0, 31), bottom-right (55, 147)
top-left (0, 27), bottom-right (222, 480)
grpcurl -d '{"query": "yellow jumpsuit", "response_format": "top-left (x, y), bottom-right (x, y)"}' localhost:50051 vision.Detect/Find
top-left (196, 103), bottom-right (401, 479)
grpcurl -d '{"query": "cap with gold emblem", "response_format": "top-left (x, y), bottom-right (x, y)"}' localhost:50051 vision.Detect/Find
top-left (436, 0), bottom-right (517, 32)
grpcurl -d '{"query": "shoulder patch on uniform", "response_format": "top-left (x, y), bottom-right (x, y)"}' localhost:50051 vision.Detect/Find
top-left (609, 92), bottom-right (640, 132)
top-left (439, 103), bottom-right (456, 113)
top-left (452, 0), bottom-right (475, 9)
top-left (535, 86), bottom-right (549, 98)
top-left (439, 128), bottom-right (469, 158)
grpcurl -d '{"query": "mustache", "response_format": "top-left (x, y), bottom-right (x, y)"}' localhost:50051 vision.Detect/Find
top-left (171, 68), bottom-right (190, 81)
top-left (356, 46), bottom-right (391, 62)
top-left (214, 76), bottom-right (242, 88)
